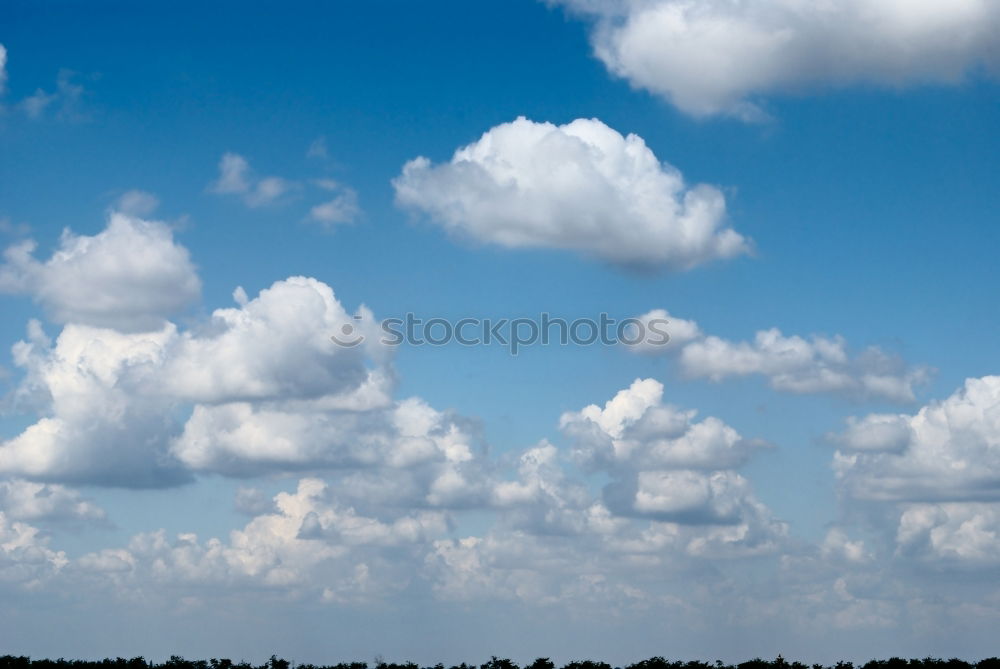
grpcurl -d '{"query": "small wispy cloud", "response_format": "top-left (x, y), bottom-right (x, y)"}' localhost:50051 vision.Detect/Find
top-left (308, 178), bottom-right (360, 228)
top-left (0, 44), bottom-right (90, 121)
top-left (208, 152), bottom-right (297, 207)
top-left (307, 136), bottom-right (329, 159)
top-left (112, 189), bottom-right (160, 217)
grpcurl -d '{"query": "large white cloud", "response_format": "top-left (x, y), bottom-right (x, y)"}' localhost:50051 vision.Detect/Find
top-left (0, 213), bottom-right (201, 332)
top-left (834, 375), bottom-right (1000, 503)
top-left (896, 502), bottom-right (1000, 566)
top-left (627, 309), bottom-right (930, 402)
top-left (394, 117), bottom-right (749, 270)
top-left (562, 378), bottom-right (759, 472)
top-left (556, 0), bottom-right (1000, 119)
top-left (162, 276), bottom-right (387, 404)
top-left (0, 321), bottom-right (189, 487)
top-left (0, 277), bottom-right (391, 486)
top-left (0, 213), bottom-right (467, 490)
top-left (833, 376), bottom-right (1000, 568)
top-left (171, 397), bottom-right (479, 484)
top-left (560, 378), bottom-right (784, 545)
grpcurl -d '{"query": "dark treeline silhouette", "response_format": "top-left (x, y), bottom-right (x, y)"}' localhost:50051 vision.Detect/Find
top-left (2, 656), bottom-right (999, 669)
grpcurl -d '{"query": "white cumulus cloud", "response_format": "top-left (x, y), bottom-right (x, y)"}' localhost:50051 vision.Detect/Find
top-left (896, 502), bottom-right (1000, 566)
top-left (832, 376), bottom-right (1000, 568)
top-left (394, 116), bottom-right (749, 270)
top-left (0, 277), bottom-right (392, 486)
top-left (562, 377), bottom-right (760, 472)
top-left (0, 322), bottom-right (189, 487)
top-left (161, 276), bottom-right (386, 404)
top-left (171, 396), bottom-right (476, 480)
top-left (834, 375), bottom-right (1000, 503)
top-left (560, 378), bottom-right (783, 545)
top-left (556, 0), bottom-right (1000, 119)
top-left (0, 213), bottom-right (201, 332)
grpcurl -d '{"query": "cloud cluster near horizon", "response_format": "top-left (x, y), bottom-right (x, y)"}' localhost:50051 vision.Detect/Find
top-left (0, 211), bottom-right (789, 609)
top-left (0, 209), bottom-right (998, 637)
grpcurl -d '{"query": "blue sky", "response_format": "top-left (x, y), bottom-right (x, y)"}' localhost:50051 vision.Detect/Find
top-left (2, 0), bottom-right (1000, 664)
